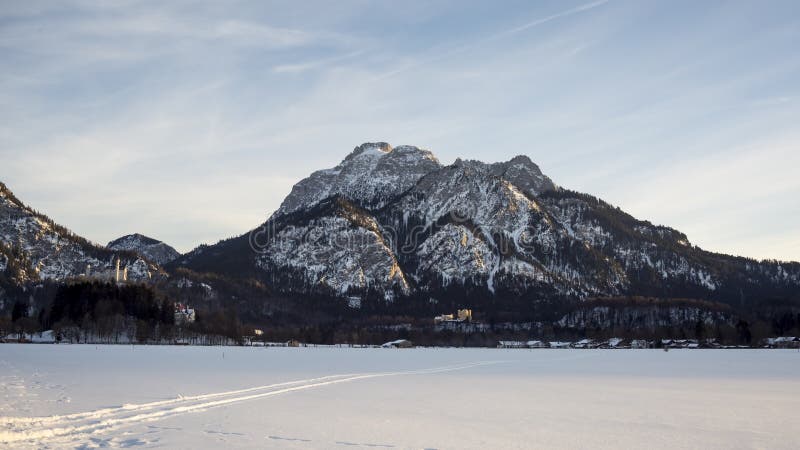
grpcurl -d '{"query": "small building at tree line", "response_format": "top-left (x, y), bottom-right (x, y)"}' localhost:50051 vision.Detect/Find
top-left (174, 303), bottom-right (195, 325)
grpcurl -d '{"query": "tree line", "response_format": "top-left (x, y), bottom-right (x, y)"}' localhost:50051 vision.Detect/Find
top-left (1, 281), bottom-right (246, 344)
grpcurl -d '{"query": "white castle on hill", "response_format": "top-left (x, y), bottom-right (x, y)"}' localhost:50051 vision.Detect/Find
top-left (83, 258), bottom-right (147, 283)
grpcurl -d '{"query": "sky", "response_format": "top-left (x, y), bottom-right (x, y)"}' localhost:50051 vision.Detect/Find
top-left (1, 0), bottom-right (798, 260)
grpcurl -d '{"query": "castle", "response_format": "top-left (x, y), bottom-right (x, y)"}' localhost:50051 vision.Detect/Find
top-left (83, 258), bottom-right (128, 283)
top-left (434, 309), bottom-right (473, 323)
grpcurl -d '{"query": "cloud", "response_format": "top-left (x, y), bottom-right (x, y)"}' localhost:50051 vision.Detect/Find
top-left (272, 50), bottom-right (366, 74)
top-left (497, 0), bottom-right (610, 37)
top-left (372, 0), bottom-right (610, 81)
top-left (1, 0), bottom-right (798, 261)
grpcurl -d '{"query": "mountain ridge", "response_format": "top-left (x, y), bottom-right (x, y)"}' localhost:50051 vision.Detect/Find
top-left (171, 142), bottom-right (800, 318)
top-left (0, 181), bottom-right (161, 286)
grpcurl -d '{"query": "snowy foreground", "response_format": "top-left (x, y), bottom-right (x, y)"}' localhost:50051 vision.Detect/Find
top-left (1, 346), bottom-right (799, 449)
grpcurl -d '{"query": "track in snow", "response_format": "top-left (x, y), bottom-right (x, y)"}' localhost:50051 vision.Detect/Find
top-left (0, 361), bottom-right (500, 446)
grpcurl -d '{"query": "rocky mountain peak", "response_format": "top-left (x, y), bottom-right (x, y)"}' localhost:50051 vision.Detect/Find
top-left (109, 233), bottom-right (159, 246)
top-left (490, 155), bottom-right (557, 196)
top-left (107, 233), bottom-right (180, 265)
top-left (445, 154), bottom-right (556, 197)
top-left (342, 142), bottom-right (393, 161)
top-left (274, 142), bottom-right (442, 217)
top-left (452, 158), bottom-right (488, 170)
top-left (276, 144), bottom-right (556, 220)
top-left (341, 142), bottom-right (439, 168)
top-left (508, 154), bottom-right (534, 165)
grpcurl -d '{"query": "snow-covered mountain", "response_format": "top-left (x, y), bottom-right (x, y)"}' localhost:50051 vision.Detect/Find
top-left (108, 234), bottom-right (180, 265)
top-left (276, 142), bottom-right (442, 216)
top-left (171, 141), bottom-right (798, 313)
top-left (0, 182), bottom-right (159, 284)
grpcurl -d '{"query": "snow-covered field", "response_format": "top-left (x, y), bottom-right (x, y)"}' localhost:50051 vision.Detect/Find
top-left (1, 345), bottom-right (798, 449)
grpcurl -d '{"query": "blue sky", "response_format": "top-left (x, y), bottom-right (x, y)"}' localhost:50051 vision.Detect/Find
top-left (1, 0), bottom-right (798, 259)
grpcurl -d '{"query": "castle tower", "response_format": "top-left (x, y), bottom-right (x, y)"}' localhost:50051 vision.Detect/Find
top-left (115, 258), bottom-right (120, 282)
top-left (123, 266), bottom-right (128, 282)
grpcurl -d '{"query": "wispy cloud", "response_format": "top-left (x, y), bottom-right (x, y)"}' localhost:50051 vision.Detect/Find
top-left (272, 50), bottom-right (366, 73)
top-left (497, 0), bottom-right (610, 37)
top-left (373, 0), bottom-right (610, 81)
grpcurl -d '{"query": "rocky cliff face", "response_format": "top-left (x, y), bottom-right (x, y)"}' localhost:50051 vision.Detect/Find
top-left (172, 142), bottom-right (800, 313)
top-left (108, 234), bottom-right (180, 265)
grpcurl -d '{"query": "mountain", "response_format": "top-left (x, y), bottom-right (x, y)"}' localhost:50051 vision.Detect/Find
top-left (108, 234), bottom-right (180, 265)
top-left (172, 142), bottom-right (800, 319)
top-left (0, 181), bottom-right (159, 288)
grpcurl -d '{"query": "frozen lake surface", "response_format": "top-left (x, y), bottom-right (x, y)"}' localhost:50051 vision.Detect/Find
top-left (1, 345), bottom-right (799, 449)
